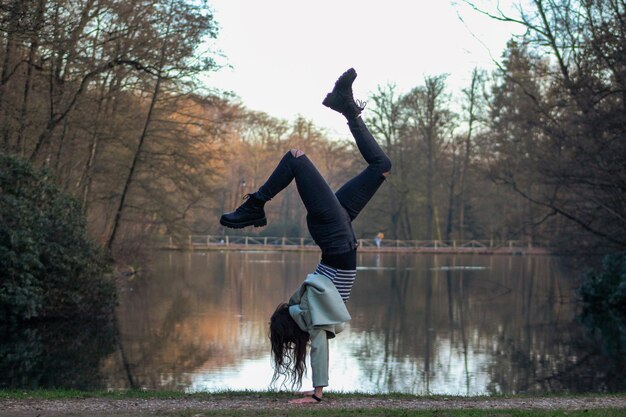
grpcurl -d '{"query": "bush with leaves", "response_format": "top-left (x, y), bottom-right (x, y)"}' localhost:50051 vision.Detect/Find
top-left (579, 252), bottom-right (626, 356)
top-left (0, 153), bottom-right (116, 321)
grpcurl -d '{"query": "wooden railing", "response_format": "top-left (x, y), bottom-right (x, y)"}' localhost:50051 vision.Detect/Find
top-left (160, 235), bottom-right (547, 254)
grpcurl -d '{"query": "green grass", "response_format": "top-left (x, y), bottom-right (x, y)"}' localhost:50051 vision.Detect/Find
top-left (0, 389), bottom-right (294, 400)
top-left (0, 389), bottom-right (625, 401)
top-left (1, 390), bottom-right (626, 417)
top-left (173, 410), bottom-right (626, 417)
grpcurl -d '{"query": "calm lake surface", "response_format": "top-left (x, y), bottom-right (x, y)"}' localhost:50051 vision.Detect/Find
top-left (2, 250), bottom-right (621, 394)
top-left (101, 250), bottom-right (610, 395)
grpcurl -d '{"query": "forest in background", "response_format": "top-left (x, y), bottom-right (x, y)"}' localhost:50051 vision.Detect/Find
top-left (0, 0), bottom-right (624, 259)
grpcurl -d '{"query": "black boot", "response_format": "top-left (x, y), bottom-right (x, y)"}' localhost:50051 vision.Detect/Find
top-left (322, 68), bottom-right (365, 119)
top-left (220, 194), bottom-right (267, 229)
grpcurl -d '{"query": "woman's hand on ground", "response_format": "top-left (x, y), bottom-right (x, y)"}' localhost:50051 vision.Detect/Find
top-left (289, 396), bottom-right (322, 404)
top-left (291, 386), bottom-right (323, 403)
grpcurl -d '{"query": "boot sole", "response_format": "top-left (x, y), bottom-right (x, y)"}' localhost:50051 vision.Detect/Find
top-left (322, 92), bottom-right (347, 111)
top-left (322, 93), bottom-right (336, 108)
top-left (220, 216), bottom-right (267, 229)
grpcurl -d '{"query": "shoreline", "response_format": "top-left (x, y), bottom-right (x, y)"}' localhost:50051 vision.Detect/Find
top-left (2, 391), bottom-right (626, 416)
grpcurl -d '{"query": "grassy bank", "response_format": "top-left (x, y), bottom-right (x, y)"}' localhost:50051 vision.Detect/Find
top-left (2, 389), bottom-right (625, 400)
top-left (1, 390), bottom-right (626, 417)
top-left (182, 411), bottom-right (626, 417)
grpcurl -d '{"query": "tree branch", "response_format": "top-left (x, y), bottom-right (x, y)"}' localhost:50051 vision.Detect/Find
top-left (506, 176), bottom-right (626, 247)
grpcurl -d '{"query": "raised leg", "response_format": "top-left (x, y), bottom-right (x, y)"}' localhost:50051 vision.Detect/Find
top-left (220, 150), bottom-right (348, 234)
top-left (322, 68), bottom-right (392, 221)
top-left (335, 117), bottom-right (391, 221)
top-left (256, 150), bottom-right (343, 223)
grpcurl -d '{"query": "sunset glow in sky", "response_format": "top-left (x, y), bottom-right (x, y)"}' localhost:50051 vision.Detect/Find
top-left (204, 0), bottom-right (525, 138)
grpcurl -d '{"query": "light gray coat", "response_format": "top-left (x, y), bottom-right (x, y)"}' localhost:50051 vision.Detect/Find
top-left (288, 273), bottom-right (351, 387)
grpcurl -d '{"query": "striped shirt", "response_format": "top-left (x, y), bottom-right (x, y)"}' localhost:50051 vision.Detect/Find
top-left (314, 262), bottom-right (357, 302)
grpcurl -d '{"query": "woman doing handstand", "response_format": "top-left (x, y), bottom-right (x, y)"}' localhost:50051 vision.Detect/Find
top-left (220, 68), bottom-right (391, 404)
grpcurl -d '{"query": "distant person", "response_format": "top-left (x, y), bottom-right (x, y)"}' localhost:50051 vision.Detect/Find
top-left (374, 232), bottom-right (384, 248)
top-left (220, 68), bottom-right (391, 404)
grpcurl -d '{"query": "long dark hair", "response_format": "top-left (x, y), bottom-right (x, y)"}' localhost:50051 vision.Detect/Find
top-left (269, 302), bottom-right (309, 389)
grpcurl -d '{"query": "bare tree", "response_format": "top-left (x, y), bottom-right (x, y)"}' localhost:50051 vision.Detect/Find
top-left (467, 0), bottom-right (626, 252)
top-left (401, 75), bottom-right (456, 240)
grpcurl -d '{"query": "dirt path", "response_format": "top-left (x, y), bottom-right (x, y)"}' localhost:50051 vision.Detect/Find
top-left (2, 395), bottom-right (626, 417)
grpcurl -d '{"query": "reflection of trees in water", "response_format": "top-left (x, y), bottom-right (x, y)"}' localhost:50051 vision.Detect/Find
top-left (352, 253), bottom-right (418, 392)
top-left (572, 254), bottom-right (626, 392)
top-left (349, 254), bottom-right (614, 394)
top-left (100, 251), bottom-right (624, 393)
top-left (350, 253), bottom-right (436, 393)
top-left (104, 251), bottom-right (316, 390)
top-left (0, 320), bottom-right (116, 389)
top-left (480, 256), bottom-right (610, 394)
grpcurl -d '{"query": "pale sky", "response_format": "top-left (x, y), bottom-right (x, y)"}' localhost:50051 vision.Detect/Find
top-left (203, 0), bottom-right (524, 138)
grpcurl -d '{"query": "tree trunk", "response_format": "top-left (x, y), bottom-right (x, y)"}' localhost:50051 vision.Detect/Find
top-left (426, 135), bottom-right (434, 240)
top-left (79, 75), bottom-right (110, 209)
top-left (458, 69), bottom-right (480, 240)
top-left (106, 32), bottom-right (170, 251)
top-left (16, 0), bottom-right (47, 156)
top-left (0, 0), bottom-right (23, 148)
top-left (445, 143), bottom-right (459, 241)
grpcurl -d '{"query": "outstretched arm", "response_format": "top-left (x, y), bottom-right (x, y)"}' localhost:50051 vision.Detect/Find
top-left (309, 328), bottom-right (329, 389)
top-left (289, 328), bottom-right (327, 404)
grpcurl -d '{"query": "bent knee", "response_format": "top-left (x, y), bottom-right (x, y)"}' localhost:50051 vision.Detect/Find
top-left (378, 156), bottom-right (392, 176)
top-left (290, 149), bottom-right (305, 158)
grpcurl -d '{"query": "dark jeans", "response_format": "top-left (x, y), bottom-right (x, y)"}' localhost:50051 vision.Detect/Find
top-left (255, 117), bottom-right (391, 256)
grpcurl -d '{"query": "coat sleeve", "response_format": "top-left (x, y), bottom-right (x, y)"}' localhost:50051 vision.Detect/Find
top-left (288, 286), bottom-right (303, 306)
top-left (309, 328), bottom-right (329, 388)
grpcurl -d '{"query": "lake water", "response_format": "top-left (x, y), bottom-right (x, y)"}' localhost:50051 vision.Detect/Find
top-left (2, 251), bottom-right (622, 394)
top-left (103, 250), bottom-right (617, 395)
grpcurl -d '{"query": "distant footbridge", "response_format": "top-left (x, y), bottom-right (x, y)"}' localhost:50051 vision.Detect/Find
top-left (161, 235), bottom-right (548, 255)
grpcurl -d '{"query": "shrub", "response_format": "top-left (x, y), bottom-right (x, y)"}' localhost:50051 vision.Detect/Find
top-left (579, 252), bottom-right (626, 355)
top-left (0, 153), bottom-right (116, 321)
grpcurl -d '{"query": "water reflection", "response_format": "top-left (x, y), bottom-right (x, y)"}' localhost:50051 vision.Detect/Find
top-left (1, 251), bottom-right (623, 393)
top-left (101, 251), bottom-right (623, 394)
top-left (348, 254), bottom-right (502, 394)
top-left (0, 320), bottom-right (116, 389)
